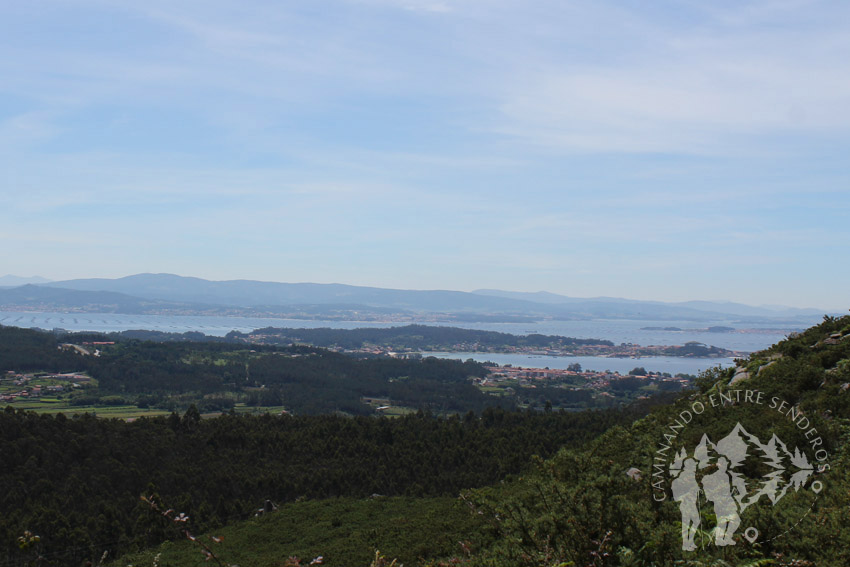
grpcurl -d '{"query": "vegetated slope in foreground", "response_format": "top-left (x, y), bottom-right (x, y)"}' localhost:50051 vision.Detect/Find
top-left (0, 402), bottom-right (660, 567)
top-left (116, 496), bottom-right (491, 567)
top-left (465, 315), bottom-right (850, 566)
top-left (124, 315), bottom-right (850, 567)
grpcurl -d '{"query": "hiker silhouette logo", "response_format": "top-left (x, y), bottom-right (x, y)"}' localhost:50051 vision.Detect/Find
top-left (648, 389), bottom-right (829, 551)
top-left (669, 423), bottom-right (818, 550)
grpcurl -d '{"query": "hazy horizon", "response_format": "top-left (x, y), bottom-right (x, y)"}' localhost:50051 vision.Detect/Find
top-left (0, 271), bottom-right (841, 312)
top-left (2, 1), bottom-right (848, 310)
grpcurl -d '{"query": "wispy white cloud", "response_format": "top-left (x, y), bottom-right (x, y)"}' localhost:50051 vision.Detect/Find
top-left (1, 0), bottom-right (848, 306)
top-left (489, 3), bottom-right (850, 154)
top-left (5, 0), bottom-right (849, 156)
top-left (349, 0), bottom-right (456, 13)
top-left (0, 111), bottom-right (61, 148)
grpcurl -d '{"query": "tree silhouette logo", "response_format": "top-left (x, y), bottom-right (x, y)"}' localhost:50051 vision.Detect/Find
top-left (669, 422), bottom-right (820, 550)
top-left (648, 389), bottom-right (829, 551)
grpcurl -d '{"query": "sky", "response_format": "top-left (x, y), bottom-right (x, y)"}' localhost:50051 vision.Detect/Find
top-left (1, 0), bottom-right (848, 309)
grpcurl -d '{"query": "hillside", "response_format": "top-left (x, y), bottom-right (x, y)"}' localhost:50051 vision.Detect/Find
top-left (463, 314), bottom-right (850, 566)
top-left (115, 496), bottom-right (492, 567)
top-left (0, 284), bottom-right (208, 314)
top-left (119, 315), bottom-right (850, 566)
top-left (0, 275), bottom-right (52, 286)
top-left (44, 274), bottom-right (546, 314)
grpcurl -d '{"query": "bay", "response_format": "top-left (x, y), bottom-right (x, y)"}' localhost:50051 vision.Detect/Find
top-left (0, 311), bottom-right (798, 375)
top-left (426, 352), bottom-right (735, 376)
top-left (0, 311), bottom-right (800, 348)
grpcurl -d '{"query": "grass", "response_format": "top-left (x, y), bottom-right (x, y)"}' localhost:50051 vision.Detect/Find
top-left (0, 401), bottom-right (172, 418)
top-left (377, 406), bottom-right (416, 417)
top-left (1, 376), bottom-right (92, 393)
top-left (231, 403), bottom-right (289, 414)
top-left (200, 405), bottom-right (293, 419)
top-left (0, 400), bottom-right (310, 420)
top-left (114, 496), bottom-right (487, 567)
top-left (360, 396), bottom-right (418, 417)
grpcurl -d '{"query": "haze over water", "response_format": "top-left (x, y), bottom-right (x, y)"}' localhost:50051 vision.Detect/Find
top-left (0, 311), bottom-right (802, 375)
top-left (0, 311), bottom-right (796, 349)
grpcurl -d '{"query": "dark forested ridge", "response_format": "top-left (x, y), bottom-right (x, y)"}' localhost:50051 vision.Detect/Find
top-left (0, 324), bottom-right (646, 417)
top-left (0, 325), bottom-right (506, 415)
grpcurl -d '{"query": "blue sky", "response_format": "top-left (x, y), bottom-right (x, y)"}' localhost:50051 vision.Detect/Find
top-left (1, 0), bottom-right (848, 309)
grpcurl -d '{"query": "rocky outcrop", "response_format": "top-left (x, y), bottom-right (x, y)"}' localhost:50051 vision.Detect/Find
top-left (729, 367), bottom-right (751, 386)
top-left (625, 467), bottom-right (642, 481)
top-left (757, 360), bottom-right (778, 376)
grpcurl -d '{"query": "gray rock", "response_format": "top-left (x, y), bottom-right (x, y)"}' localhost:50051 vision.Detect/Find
top-left (729, 367), bottom-right (751, 386)
top-left (757, 360), bottom-right (777, 376)
top-left (626, 467), bottom-right (642, 481)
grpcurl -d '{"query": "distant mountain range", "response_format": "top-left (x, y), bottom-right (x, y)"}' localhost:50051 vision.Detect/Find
top-left (0, 273), bottom-right (840, 323)
top-left (472, 289), bottom-right (830, 319)
top-left (0, 284), bottom-right (207, 314)
top-left (0, 275), bottom-right (52, 286)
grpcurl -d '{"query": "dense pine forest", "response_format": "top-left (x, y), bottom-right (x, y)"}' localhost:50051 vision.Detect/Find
top-left (1, 316), bottom-right (849, 566)
top-left (0, 404), bottom-right (651, 566)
